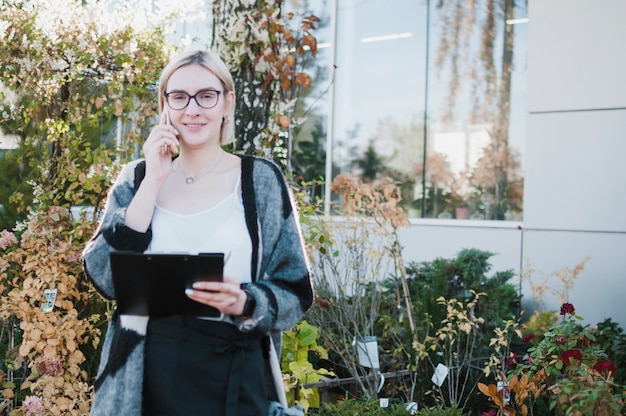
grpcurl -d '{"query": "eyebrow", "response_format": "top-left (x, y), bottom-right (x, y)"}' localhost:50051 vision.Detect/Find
top-left (166, 87), bottom-right (222, 93)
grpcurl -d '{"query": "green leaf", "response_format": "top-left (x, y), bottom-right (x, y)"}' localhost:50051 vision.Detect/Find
top-left (1, 381), bottom-right (15, 389)
top-left (298, 326), bottom-right (318, 346)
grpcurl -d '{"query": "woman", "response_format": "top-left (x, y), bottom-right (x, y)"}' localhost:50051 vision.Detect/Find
top-left (82, 49), bottom-right (313, 416)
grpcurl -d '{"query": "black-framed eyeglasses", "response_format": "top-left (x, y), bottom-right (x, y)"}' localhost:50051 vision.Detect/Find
top-left (164, 89), bottom-right (223, 110)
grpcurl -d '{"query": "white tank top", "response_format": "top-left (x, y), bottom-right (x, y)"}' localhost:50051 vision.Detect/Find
top-left (147, 177), bottom-right (252, 284)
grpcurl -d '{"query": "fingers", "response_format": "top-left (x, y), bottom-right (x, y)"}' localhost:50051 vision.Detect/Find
top-left (144, 137), bottom-right (176, 160)
top-left (189, 280), bottom-right (238, 296)
top-left (138, 112), bottom-right (180, 183)
top-left (145, 110), bottom-right (179, 153)
top-left (145, 125), bottom-right (179, 157)
top-left (185, 280), bottom-right (246, 315)
top-left (159, 142), bottom-right (172, 156)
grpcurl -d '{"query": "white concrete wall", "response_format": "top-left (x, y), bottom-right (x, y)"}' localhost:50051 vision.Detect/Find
top-left (523, 0), bottom-right (626, 326)
top-left (399, 220), bottom-right (522, 284)
top-left (398, 0), bottom-right (626, 329)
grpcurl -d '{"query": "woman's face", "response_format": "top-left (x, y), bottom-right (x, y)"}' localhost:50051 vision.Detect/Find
top-left (164, 64), bottom-right (230, 149)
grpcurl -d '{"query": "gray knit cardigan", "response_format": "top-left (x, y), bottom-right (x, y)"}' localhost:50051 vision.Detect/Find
top-left (82, 155), bottom-right (313, 416)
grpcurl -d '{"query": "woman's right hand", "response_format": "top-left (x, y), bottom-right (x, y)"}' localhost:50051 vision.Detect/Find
top-left (123, 109), bottom-right (180, 233)
top-left (143, 109), bottom-right (180, 184)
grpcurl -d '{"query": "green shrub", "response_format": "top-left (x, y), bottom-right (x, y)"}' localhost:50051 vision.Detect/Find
top-left (595, 318), bottom-right (626, 386)
top-left (378, 249), bottom-right (521, 410)
top-left (405, 248), bottom-right (521, 332)
top-left (416, 406), bottom-right (466, 416)
top-left (309, 399), bottom-right (466, 416)
top-left (308, 398), bottom-right (408, 415)
top-left (307, 248), bottom-right (522, 413)
top-left (481, 303), bottom-right (625, 415)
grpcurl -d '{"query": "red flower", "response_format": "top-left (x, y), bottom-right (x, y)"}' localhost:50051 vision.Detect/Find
top-left (506, 352), bottom-right (518, 369)
top-left (557, 336), bottom-right (565, 345)
top-left (523, 333), bottom-right (536, 344)
top-left (560, 349), bottom-right (583, 365)
top-left (560, 303), bottom-right (575, 315)
top-left (593, 360), bottom-right (616, 375)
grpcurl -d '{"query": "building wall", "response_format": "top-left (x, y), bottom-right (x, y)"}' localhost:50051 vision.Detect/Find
top-left (398, 0), bottom-right (626, 329)
top-left (523, 0), bottom-right (626, 326)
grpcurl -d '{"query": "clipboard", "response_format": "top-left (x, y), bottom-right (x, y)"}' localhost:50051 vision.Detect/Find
top-left (110, 251), bottom-right (224, 317)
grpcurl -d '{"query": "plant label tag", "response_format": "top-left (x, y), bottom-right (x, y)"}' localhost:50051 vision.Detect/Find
top-left (405, 402), bottom-right (419, 415)
top-left (355, 336), bottom-right (380, 369)
top-left (41, 288), bottom-right (57, 313)
top-left (431, 363), bottom-right (449, 387)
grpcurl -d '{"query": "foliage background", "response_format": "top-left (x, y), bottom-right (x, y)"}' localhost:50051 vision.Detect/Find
top-left (0, 0), bottom-right (185, 413)
top-left (1, 1), bottom-right (624, 415)
top-left (0, 0), bottom-right (321, 413)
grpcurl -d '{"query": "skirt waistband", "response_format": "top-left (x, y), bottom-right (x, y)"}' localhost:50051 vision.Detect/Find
top-left (148, 314), bottom-right (259, 348)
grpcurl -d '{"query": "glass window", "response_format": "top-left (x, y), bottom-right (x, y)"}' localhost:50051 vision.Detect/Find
top-left (331, 0), bottom-right (427, 213)
top-left (292, 0), bottom-right (527, 221)
top-left (287, 0), bottom-right (334, 202)
top-left (423, 1), bottom-right (527, 220)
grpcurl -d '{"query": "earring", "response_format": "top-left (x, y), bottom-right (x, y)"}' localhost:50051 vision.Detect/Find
top-left (222, 115), bottom-right (230, 125)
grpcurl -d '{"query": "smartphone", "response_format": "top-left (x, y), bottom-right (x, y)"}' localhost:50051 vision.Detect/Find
top-left (163, 106), bottom-right (171, 125)
top-left (161, 107), bottom-right (178, 155)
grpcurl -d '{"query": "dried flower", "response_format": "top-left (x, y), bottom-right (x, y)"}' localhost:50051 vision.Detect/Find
top-left (0, 229), bottom-right (18, 250)
top-left (34, 356), bottom-right (64, 376)
top-left (22, 395), bottom-right (45, 416)
top-left (560, 302), bottom-right (575, 316)
top-left (330, 174), bottom-right (359, 199)
top-left (579, 335), bottom-right (594, 347)
top-left (522, 333), bottom-right (536, 344)
top-left (0, 258), bottom-right (9, 271)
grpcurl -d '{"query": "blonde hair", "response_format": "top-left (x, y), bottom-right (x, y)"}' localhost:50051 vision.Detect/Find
top-left (158, 49), bottom-right (236, 145)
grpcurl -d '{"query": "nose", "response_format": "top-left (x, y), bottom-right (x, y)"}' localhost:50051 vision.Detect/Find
top-left (184, 97), bottom-right (202, 115)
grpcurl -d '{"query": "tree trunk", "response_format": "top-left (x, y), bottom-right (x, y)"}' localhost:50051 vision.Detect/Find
top-left (211, 0), bottom-right (281, 156)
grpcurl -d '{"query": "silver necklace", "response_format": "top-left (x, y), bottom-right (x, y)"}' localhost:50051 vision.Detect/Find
top-left (178, 151), bottom-right (224, 185)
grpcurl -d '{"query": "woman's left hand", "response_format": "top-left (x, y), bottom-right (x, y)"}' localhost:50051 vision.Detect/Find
top-left (186, 275), bottom-right (247, 316)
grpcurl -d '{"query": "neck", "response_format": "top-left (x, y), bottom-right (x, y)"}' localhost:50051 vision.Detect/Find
top-left (177, 149), bottom-right (224, 184)
top-left (178, 148), bottom-right (223, 175)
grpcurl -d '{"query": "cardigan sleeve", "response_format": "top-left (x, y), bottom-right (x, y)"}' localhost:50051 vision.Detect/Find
top-left (233, 158), bottom-right (313, 334)
top-left (82, 160), bottom-right (152, 300)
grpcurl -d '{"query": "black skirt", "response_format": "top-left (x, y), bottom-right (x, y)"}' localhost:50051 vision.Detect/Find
top-left (142, 315), bottom-right (268, 416)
